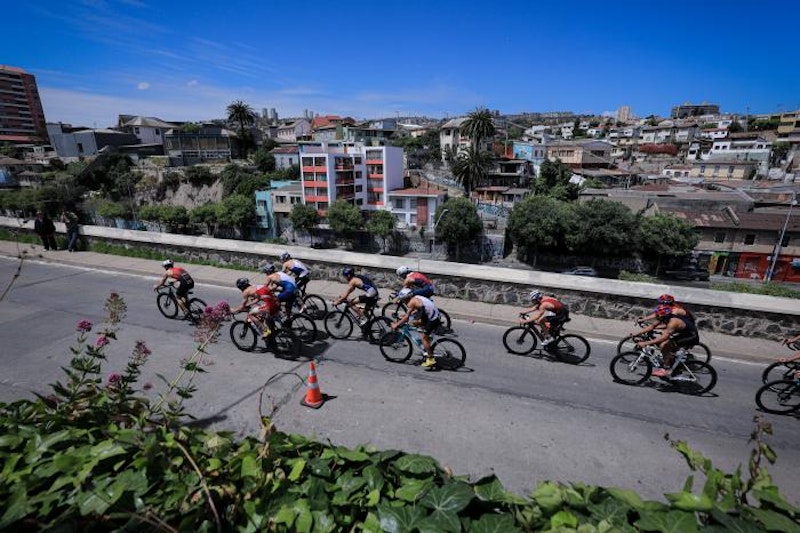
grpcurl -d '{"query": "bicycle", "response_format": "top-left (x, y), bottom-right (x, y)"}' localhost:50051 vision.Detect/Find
top-left (324, 300), bottom-right (392, 343)
top-left (381, 292), bottom-right (452, 335)
top-left (292, 286), bottom-right (328, 321)
top-left (755, 378), bottom-right (800, 414)
top-left (156, 284), bottom-right (206, 324)
top-left (378, 322), bottom-right (466, 370)
top-left (617, 320), bottom-right (711, 364)
top-left (610, 345), bottom-right (718, 395)
top-left (228, 311), bottom-right (300, 358)
top-left (502, 314), bottom-right (591, 364)
top-left (761, 341), bottom-right (800, 384)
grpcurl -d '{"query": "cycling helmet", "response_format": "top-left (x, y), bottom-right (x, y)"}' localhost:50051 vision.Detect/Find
top-left (162, 259), bottom-right (174, 269)
top-left (342, 267), bottom-right (355, 279)
top-left (261, 264), bottom-right (276, 274)
top-left (657, 294), bottom-right (675, 305)
top-left (235, 277), bottom-right (250, 291)
top-left (396, 266), bottom-right (412, 277)
top-left (397, 288), bottom-right (413, 299)
top-left (528, 290), bottom-right (543, 302)
top-left (279, 252), bottom-right (291, 262)
top-left (655, 305), bottom-right (672, 318)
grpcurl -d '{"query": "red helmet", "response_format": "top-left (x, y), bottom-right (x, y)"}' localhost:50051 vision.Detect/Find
top-left (657, 294), bottom-right (675, 305)
top-left (655, 305), bottom-right (672, 318)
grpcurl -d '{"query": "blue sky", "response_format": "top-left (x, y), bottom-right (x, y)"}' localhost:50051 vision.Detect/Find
top-left (5, 0), bottom-right (799, 128)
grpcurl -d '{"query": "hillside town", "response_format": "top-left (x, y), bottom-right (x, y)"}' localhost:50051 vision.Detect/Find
top-left (1, 64), bottom-right (799, 283)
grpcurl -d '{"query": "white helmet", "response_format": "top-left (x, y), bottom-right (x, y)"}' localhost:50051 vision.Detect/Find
top-left (528, 290), bottom-right (542, 302)
top-left (162, 259), bottom-right (174, 268)
top-left (396, 266), bottom-right (412, 277)
top-left (397, 288), bottom-right (413, 299)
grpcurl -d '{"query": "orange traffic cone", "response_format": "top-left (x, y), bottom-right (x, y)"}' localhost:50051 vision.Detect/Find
top-left (301, 361), bottom-right (325, 409)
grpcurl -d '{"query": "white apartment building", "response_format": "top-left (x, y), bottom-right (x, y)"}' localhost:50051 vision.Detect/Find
top-left (439, 117), bottom-right (494, 160)
top-left (119, 116), bottom-right (175, 145)
top-left (298, 142), bottom-right (404, 214)
top-left (705, 133), bottom-right (772, 162)
top-left (277, 119), bottom-right (311, 142)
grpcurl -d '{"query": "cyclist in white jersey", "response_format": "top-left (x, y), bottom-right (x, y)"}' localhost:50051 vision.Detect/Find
top-left (390, 288), bottom-right (442, 370)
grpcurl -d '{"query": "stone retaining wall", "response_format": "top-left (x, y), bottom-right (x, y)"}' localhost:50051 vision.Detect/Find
top-left (2, 216), bottom-right (797, 340)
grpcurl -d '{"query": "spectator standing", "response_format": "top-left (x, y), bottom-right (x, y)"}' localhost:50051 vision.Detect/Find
top-left (34, 211), bottom-right (57, 251)
top-left (61, 209), bottom-right (80, 252)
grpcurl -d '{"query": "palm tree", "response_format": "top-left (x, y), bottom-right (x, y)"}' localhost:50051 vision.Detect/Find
top-left (226, 100), bottom-right (256, 158)
top-left (451, 146), bottom-right (493, 196)
top-left (461, 107), bottom-right (496, 150)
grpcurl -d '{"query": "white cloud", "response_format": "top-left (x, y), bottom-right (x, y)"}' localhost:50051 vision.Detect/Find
top-left (187, 80), bottom-right (199, 87)
top-left (137, 82), bottom-right (150, 90)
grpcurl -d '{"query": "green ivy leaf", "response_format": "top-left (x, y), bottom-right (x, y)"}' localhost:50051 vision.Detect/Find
top-left (395, 479), bottom-right (433, 502)
top-left (311, 510), bottom-right (336, 533)
top-left (468, 513), bottom-right (521, 533)
top-left (0, 434), bottom-right (23, 449)
top-left (335, 447), bottom-right (370, 463)
top-left (0, 487), bottom-right (33, 529)
top-left (363, 464), bottom-right (385, 492)
top-left (377, 503), bottom-right (426, 533)
top-left (752, 486), bottom-right (800, 515)
top-left (587, 499), bottom-right (634, 527)
top-left (664, 491), bottom-right (714, 512)
top-left (474, 475), bottom-right (528, 505)
top-left (393, 454), bottom-right (439, 475)
top-left (366, 488), bottom-right (381, 507)
top-left (708, 509), bottom-right (769, 533)
top-left (635, 510), bottom-right (701, 533)
top-left (421, 481), bottom-right (474, 514)
top-left (744, 507), bottom-right (800, 533)
top-left (288, 458), bottom-right (306, 481)
top-left (240, 454), bottom-right (259, 478)
top-left (550, 510), bottom-right (578, 529)
top-left (531, 481), bottom-right (563, 514)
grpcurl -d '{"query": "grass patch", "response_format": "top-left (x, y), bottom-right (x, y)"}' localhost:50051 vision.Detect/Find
top-left (88, 241), bottom-right (252, 272)
top-left (618, 270), bottom-right (658, 282)
top-left (711, 281), bottom-right (800, 299)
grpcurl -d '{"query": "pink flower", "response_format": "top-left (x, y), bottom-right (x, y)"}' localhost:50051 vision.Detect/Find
top-left (76, 320), bottom-right (93, 333)
top-left (95, 335), bottom-right (110, 347)
top-left (107, 372), bottom-right (122, 388)
top-left (142, 382), bottom-right (153, 391)
top-left (134, 340), bottom-right (152, 356)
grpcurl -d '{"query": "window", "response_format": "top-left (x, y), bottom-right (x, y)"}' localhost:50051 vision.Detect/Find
top-left (781, 234), bottom-right (790, 247)
top-left (714, 232), bottom-right (725, 243)
top-left (155, 129), bottom-right (160, 136)
top-left (257, 200), bottom-right (267, 208)
top-left (409, 198), bottom-right (417, 208)
top-left (394, 198), bottom-right (405, 209)
top-left (744, 234), bottom-right (756, 245)
top-left (355, 185), bottom-right (363, 192)
top-left (728, 166), bottom-right (734, 175)
top-left (135, 127), bottom-right (140, 134)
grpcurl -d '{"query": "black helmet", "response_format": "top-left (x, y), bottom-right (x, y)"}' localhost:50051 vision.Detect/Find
top-left (236, 277), bottom-right (250, 291)
top-left (279, 251), bottom-right (291, 262)
top-left (261, 264), bottom-right (276, 274)
top-left (342, 267), bottom-right (354, 278)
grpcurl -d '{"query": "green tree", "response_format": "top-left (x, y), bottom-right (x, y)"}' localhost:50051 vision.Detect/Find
top-left (139, 205), bottom-right (164, 230)
top-left (289, 203), bottom-right (320, 244)
top-left (534, 159), bottom-right (582, 200)
top-left (565, 200), bottom-right (639, 259)
top-left (461, 107), bottom-right (496, 149)
top-left (508, 195), bottom-right (573, 265)
top-left (226, 100), bottom-right (256, 158)
top-left (728, 121), bottom-right (744, 134)
top-left (160, 205), bottom-right (189, 232)
top-left (639, 213), bottom-right (700, 275)
top-left (365, 209), bottom-right (396, 253)
top-left (327, 200), bottom-right (363, 244)
top-left (771, 141), bottom-right (790, 167)
top-left (434, 197), bottom-right (482, 261)
top-left (190, 203), bottom-right (218, 235)
top-left (451, 146), bottom-right (493, 196)
top-left (252, 148), bottom-right (276, 173)
top-left (94, 199), bottom-right (128, 219)
top-left (216, 194), bottom-right (255, 236)
top-left (261, 138), bottom-right (279, 151)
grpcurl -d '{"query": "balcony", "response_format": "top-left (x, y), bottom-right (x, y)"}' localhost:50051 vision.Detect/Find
top-left (335, 178), bottom-right (355, 185)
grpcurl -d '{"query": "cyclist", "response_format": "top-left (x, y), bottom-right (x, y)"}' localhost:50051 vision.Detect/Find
top-left (776, 334), bottom-right (800, 378)
top-left (390, 288), bottom-right (442, 370)
top-left (333, 267), bottom-right (379, 326)
top-left (262, 263), bottom-right (298, 317)
top-left (638, 294), bottom-right (694, 323)
top-left (394, 266), bottom-right (435, 300)
top-left (153, 259), bottom-right (194, 316)
top-left (280, 252), bottom-right (311, 295)
top-left (519, 290), bottom-right (569, 347)
top-left (230, 278), bottom-right (280, 338)
top-left (634, 304), bottom-right (699, 378)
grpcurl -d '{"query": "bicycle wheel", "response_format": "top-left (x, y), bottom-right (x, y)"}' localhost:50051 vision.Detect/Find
top-left (379, 331), bottom-right (413, 363)
top-left (363, 316), bottom-right (392, 344)
top-left (432, 338), bottom-right (466, 370)
top-left (270, 330), bottom-right (300, 359)
top-left (229, 320), bottom-right (257, 352)
top-left (382, 301), bottom-right (407, 319)
top-left (762, 361), bottom-right (800, 384)
top-left (610, 351), bottom-right (652, 385)
top-left (157, 293), bottom-right (179, 319)
top-left (324, 310), bottom-right (354, 339)
top-left (616, 334), bottom-right (643, 355)
top-left (301, 295), bottom-right (328, 320)
top-left (687, 343), bottom-right (712, 364)
top-left (756, 380), bottom-right (800, 414)
top-left (434, 309), bottom-right (452, 335)
top-left (675, 360), bottom-right (717, 395)
top-left (502, 326), bottom-right (538, 355)
top-left (549, 334), bottom-right (591, 364)
top-left (187, 298), bottom-right (207, 323)
top-left (287, 313), bottom-right (317, 343)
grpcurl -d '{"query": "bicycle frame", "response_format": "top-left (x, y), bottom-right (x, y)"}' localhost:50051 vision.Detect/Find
top-left (394, 322), bottom-right (427, 353)
top-left (627, 346), bottom-right (699, 382)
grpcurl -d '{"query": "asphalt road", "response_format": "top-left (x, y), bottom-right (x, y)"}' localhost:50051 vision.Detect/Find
top-left (1, 257), bottom-right (798, 503)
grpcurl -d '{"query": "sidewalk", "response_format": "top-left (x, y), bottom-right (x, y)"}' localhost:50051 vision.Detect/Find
top-left (0, 240), bottom-right (782, 363)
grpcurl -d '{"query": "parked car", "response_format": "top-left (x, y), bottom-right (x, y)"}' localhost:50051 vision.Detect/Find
top-left (561, 266), bottom-right (598, 277)
top-left (664, 266), bottom-right (710, 281)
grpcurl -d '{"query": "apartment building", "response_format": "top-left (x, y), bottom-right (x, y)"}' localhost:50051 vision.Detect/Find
top-left (0, 65), bottom-right (47, 144)
top-left (298, 142), bottom-right (404, 215)
top-left (117, 115), bottom-right (176, 146)
top-left (546, 140), bottom-right (613, 168)
top-left (706, 132), bottom-right (772, 163)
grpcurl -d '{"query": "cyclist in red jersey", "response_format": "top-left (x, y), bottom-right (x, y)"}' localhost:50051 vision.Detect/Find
top-left (519, 289), bottom-right (568, 346)
top-left (153, 259), bottom-right (194, 315)
top-left (231, 277), bottom-right (280, 338)
top-left (394, 266), bottom-right (435, 300)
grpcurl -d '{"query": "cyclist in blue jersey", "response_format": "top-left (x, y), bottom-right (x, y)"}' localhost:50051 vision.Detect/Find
top-left (279, 252), bottom-right (311, 294)
top-left (262, 263), bottom-right (297, 316)
top-left (333, 267), bottom-right (379, 326)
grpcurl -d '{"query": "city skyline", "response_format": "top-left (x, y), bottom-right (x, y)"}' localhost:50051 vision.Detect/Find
top-left (5, 0), bottom-right (799, 128)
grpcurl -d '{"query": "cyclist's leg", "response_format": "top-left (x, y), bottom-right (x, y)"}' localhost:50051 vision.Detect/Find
top-left (175, 280), bottom-right (191, 313)
top-left (296, 276), bottom-right (309, 296)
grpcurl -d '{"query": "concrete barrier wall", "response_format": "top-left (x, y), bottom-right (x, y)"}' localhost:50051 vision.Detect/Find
top-left (2, 216), bottom-right (797, 339)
